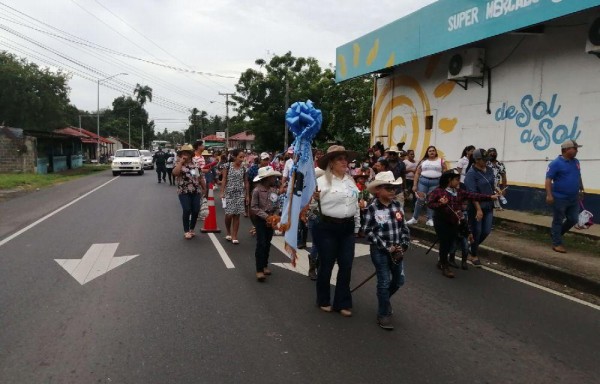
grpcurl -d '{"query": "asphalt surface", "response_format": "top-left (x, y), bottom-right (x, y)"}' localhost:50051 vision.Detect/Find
top-left (0, 170), bottom-right (599, 383)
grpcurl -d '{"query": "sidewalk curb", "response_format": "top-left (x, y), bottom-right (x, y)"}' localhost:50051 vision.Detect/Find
top-left (409, 225), bottom-right (600, 297)
top-left (493, 216), bottom-right (600, 242)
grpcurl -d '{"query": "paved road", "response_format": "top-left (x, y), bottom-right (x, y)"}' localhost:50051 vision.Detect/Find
top-left (1, 171), bottom-right (599, 383)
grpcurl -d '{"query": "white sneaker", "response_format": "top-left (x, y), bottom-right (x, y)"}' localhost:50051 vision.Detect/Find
top-left (426, 219), bottom-right (434, 227)
top-left (406, 218), bottom-right (418, 225)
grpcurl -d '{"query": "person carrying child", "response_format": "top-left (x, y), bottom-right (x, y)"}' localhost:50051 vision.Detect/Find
top-left (363, 171), bottom-right (411, 330)
top-left (427, 170), bottom-right (498, 278)
top-left (251, 166), bottom-right (282, 282)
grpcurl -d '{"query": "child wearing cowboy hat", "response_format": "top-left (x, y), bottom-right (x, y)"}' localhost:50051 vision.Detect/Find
top-left (363, 171), bottom-right (411, 330)
top-left (251, 166), bottom-right (282, 282)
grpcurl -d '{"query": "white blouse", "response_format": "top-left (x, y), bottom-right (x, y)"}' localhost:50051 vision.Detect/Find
top-left (420, 158), bottom-right (444, 179)
top-left (317, 173), bottom-right (360, 221)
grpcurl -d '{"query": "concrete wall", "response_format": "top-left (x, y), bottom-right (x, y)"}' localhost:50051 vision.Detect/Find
top-left (371, 10), bottom-right (600, 216)
top-left (0, 134), bottom-right (37, 173)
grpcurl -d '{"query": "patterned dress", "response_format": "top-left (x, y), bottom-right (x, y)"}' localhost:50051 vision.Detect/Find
top-left (224, 163), bottom-right (246, 215)
top-left (176, 162), bottom-right (201, 195)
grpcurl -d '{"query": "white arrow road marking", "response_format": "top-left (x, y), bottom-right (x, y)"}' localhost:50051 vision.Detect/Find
top-left (55, 243), bottom-right (139, 285)
top-left (270, 236), bottom-right (370, 285)
top-left (208, 233), bottom-right (235, 269)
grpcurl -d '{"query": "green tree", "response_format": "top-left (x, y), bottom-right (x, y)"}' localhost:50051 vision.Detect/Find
top-left (0, 51), bottom-right (72, 130)
top-left (133, 84), bottom-right (153, 107)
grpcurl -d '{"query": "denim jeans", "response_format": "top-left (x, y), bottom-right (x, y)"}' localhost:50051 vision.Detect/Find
top-left (467, 207), bottom-right (494, 257)
top-left (412, 177), bottom-right (439, 221)
top-left (551, 197), bottom-right (579, 246)
top-left (315, 220), bottom-right (355, 310)
top-left (308, 217), bottom-right (320, 263)
top-left (254, 217), bottom-right (274, 272)
top-left (178, 193), bottom-right (201, 232)
top-left (370, 245), bottom-right (405, 317)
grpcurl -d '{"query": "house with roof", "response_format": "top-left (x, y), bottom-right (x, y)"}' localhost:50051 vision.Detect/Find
top-left (229, 131), bottom-right (255, 151)
top-left (336, 0), bottom-right (600, 217)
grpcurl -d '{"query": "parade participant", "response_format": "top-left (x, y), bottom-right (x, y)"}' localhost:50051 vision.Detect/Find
top-left (487, 147), bottom-right (508, 210)
top-left (545, 140), bottom-right (585, 253)
top-left (403, 149), bottom-right (418, 204)
top-left (220, 148), bottom-right (249, 244)
top-left (247, 152), bottom-right (272, 236)
top-left (363, 171), bottom-right (410, 330)
top-left (172, 144), bottom-right (206, 239)
top-left (464, 149), bottom-right (497, 267)
top-left (165, 151), bottom-right (175, 185)
top-left (251, 166), bottom-right (282, 281)
top-left (314, 145), bottom-right (360, 317)
top-left (193, 140), bottom-right (206, 170)
top-left (152, 146), bottom-right (168, 183)
top-left (456, 145), bottom-right (475, 184)
top-left (305, 167), bottom-right (326, 280)
top-left (354, 170), bottom-right (371, 238)
top-left (385, 148), bottom-right (406, 209)
top-left (428, 170), bottom-right (497, 277)
top-left (373, 158), bottom-right (389, 174)
top-left (407, 146), bottom-right (447, 226)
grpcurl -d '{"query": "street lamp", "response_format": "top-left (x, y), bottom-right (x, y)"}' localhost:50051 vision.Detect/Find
top-left (97, 73), bottom-right (127, 162)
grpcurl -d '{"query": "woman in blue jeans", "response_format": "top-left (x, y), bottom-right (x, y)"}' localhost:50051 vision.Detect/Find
top-left (173, 144), bottom-right (206, 239)
top-left (464, 149), bottom-right (497, 266)
top-left (407, 146), bottom-right (447, 226)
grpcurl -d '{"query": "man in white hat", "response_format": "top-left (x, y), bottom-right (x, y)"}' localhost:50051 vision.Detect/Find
top-left (363, 171), bottom-right (410, 330)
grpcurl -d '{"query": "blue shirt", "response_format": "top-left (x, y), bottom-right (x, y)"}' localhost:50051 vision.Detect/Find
top-left (546, 156), bottom-right (581, 200)
top-left (464, 166), bottom-right (495, 211)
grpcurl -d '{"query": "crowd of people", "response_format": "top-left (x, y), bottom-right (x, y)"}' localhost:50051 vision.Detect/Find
top-left (158, 137), bottom-right (585, 330)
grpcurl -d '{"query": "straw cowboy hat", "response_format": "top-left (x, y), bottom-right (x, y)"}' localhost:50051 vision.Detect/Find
top-left (316, 145), bottom-right (359, 169)
top-left (367, 171), bottom-right (403, 193)
top-left (179, 144), bottom-right (194, 153)
top-left (253, 165), bottom-right (282, 182)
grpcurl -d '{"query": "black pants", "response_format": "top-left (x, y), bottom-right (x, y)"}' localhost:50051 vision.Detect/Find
top-left (297, 220), bottom-right (308, 248)
top-left (433, 217), bottom-right (459, 266)
top-left (156, 166), bottom-right (166, 181)
top-left (166, 168), bottom-right (174, 184)
top-left (255, 217), bottom-right (274, 272)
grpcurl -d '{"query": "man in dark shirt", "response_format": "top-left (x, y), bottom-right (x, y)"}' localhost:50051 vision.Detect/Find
top-left (152, 147), bottom-right (168, 183)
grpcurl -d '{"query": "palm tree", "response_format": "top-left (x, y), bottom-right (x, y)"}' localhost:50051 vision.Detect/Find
top-left (134, 84), bottom-right (153, 107)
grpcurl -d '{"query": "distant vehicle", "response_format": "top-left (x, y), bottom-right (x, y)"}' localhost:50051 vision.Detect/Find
top-left (139, 150), bottom-right (154, 170)
top-left (151, 140), bottom-right (169, 151)
top-left (111, 149), bottom-right (144, 176)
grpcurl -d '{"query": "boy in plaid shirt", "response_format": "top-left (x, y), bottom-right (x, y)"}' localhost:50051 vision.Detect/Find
top-left (427, 170), bottom-right (497, 278)
top-left (363, 171), bottom-right (410, 330)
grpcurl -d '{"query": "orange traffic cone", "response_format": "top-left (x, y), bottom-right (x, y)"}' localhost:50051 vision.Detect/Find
top-left (201, 183), bottom-right (221, 233)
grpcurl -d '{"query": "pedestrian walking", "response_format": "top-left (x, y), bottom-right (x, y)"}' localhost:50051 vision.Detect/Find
top-left (314, 145), bottom-right (360, 317)
top-left (153, 146), bottom-right (168, 183)
top-left (486, 148), bottom-right (508, 210)
top-left (220, 148), bottom-right (249, 244)
top-left (407, 145), bottom-right (448, 226)
top-left (428, 170), bottom-right (497, 277)
top-left (403, 149), bottom-right (417, 203)
top-left (545, 140), bottom-right (585, 253)
top-left (363, 171), bottom-right (410, 330)
top-left (165, 151), bottom-right (175, 185)
top-left (172, 144), bottom-right (206, 239)
top-left (456, 145), bottom-right (475, 184)
top-left (464, 149), bottom-right (497, 267)
top-left (251, 166), bottom-right (282, 281)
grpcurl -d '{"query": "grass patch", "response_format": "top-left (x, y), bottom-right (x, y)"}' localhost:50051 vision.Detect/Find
top-left (0, 165), bottom-right (111, 191)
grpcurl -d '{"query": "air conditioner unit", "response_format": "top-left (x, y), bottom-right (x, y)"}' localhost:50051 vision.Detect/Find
top-left (448, 48), bottom-right (485, 80)
top-left (585, 17), bottom-right (600, 55)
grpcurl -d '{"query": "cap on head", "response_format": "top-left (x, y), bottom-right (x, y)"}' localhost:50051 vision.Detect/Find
top-left (260, 152), bottom-right (270, 160)
top-left (561, 140), bottom-right (582, 149)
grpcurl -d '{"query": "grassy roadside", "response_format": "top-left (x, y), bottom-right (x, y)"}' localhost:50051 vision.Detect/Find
top-left (0, 165), bottom-right (111, 191)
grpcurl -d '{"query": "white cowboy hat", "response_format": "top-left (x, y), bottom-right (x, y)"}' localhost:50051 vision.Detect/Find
top-left (316, 145), bottom-right (359, 169)
top-left (367, 171), bottom-right (403, 193)
top-left (253, 165), bottom-right (282, 182)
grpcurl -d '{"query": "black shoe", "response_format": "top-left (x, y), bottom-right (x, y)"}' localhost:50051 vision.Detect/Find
top-left (308, 268), bottom-right (317, 280)
top-left (297, 244), bottom-right (306, 250)
top-left (377, 316), bottom-right (394, 330)
top-left (158, 181), bottom-right (161, 183)
top-left (461, 260), bottom-right (469, 270)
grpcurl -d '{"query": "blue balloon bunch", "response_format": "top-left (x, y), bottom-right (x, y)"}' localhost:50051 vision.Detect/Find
top-left (285, 100), bottom-right (322, 164)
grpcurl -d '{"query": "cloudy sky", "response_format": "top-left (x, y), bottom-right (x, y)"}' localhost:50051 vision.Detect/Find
top-left (0, 0), bottom-right (437, 132)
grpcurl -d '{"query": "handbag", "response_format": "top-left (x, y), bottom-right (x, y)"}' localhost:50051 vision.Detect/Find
top-left (199, 197), bottom-right (209, 220)
top-left (575, 201), bottom-right (594, 230)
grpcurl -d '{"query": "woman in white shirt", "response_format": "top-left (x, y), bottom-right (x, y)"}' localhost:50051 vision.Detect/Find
top-left (407, 146), bottom-right (447, 226)
top-left (456, 145), bottom-right (475, 184)
top-left (314, 145), bottom-right (360, 317)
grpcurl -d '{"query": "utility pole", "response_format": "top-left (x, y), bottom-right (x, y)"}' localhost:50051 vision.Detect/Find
top-left (128, 108), bottom-right (131, 148)
top-left (284, 77), bottom-right (289, 150)
top-left (219, 92), bottom-right (234, 150)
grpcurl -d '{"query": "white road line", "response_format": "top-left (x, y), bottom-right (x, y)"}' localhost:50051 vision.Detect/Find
top-left (208, 233), bottom-right (235, 269)
top-left (0, 177), bottom-right (119, 248)
top-left (410, 241), bottom-right (600, 311)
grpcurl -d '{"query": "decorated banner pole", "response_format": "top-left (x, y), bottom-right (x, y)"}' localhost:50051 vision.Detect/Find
top-left (278, 100), bottom-right (322, 266)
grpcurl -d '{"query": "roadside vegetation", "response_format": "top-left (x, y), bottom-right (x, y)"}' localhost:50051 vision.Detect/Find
top-left (0, 165), bottom-right (110, 191)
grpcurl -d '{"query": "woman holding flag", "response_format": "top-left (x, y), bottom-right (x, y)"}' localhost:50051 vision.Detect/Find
top-left (314, 145), bottom-right (360, 317)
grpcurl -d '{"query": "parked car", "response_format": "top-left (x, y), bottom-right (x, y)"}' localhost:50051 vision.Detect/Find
top-left (139, 150), bottom-right (154, 170)
top-left (111, 149), bottom-right (144, 176)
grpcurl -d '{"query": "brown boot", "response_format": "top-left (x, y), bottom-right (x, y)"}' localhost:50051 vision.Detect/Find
top-left (256, 272), bottom-right (266, 282)
top-left (263, 268), bottom-right (272, 276)
top-left (441, 266), bottom-right (455, 278)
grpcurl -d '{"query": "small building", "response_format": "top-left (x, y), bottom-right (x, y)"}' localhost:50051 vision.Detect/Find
top-left (0, 126), bottom-right (37, 173)
top-left (229, 131), bottom-right (255, 151)
top-left (201, 134), bottom-right (226, 150)
top-left (336, 0), bottom-right (600, 217)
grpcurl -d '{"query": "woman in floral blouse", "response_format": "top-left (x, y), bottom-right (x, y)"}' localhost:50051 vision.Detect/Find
top-left (173, 144), bottom-right (207, 239)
